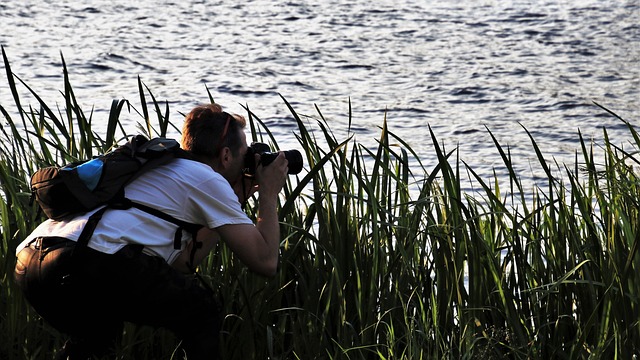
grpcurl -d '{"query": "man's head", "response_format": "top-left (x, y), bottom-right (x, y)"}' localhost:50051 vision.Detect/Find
top-left (181, 104), bottom-right (247, 158)
top-left (181, 104), bottom-right (249, 180)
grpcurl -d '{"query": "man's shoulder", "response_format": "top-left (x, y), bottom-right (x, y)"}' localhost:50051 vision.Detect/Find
top-left (172, 157), bottom-right (209, 168)
top-left (151, 158), bottom-right (229, 189)
top-left (130, 158), bottom-right (218, 189)
top-left (165, 158), bottom-right (214, 176)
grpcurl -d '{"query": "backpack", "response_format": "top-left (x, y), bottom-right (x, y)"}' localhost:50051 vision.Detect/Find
top-left (30, 135), bottom-right (204, 269)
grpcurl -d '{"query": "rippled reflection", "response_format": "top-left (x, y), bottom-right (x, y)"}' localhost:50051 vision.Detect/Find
top-left (0, 0), bottom-right (638, 191)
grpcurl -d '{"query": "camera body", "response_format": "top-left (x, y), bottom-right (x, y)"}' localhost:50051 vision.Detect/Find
top-left (243, 142), bottom-right (303, 176)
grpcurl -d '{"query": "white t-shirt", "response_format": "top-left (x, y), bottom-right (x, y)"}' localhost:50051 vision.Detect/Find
top-left (17, 158), bottom-right (253, 264)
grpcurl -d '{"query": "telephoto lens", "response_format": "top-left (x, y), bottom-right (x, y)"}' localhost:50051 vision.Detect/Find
top-left (260, 149), bottom-right (303, 174)
top-left (244, 142), bottom-right (303, 176)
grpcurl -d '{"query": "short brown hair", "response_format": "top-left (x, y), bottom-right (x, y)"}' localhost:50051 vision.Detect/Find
top-left (181, 104), bottom-right (246, 158)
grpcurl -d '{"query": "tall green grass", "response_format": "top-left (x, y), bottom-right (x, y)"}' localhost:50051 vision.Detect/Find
top-left (1, 47), bottom-right (638, 359)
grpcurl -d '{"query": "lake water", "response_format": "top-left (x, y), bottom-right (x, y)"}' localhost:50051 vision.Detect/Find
top-left (1, 0), bottom-right (638, 192)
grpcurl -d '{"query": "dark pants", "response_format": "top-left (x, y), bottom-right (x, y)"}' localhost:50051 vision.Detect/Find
top-left (14, 237), bottom-right (222, 360)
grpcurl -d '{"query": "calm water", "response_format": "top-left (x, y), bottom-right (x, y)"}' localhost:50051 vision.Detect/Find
top-left (1, 0), bottom-right (638, 191)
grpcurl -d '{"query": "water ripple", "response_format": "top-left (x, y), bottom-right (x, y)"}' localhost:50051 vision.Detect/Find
top-left (0, 0), bottom-right (637, 190)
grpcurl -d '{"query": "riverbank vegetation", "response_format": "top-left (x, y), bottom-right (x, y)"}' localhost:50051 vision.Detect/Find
top-left (1, 48), bottom-right (638, 359)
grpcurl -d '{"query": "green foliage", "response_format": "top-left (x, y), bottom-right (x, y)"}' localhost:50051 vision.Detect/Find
top-left (1, 47), bottom-right (638, 359)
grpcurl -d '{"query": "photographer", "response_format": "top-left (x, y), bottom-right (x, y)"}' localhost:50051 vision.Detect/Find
top-left (14, 103), bottom-right (289, 359)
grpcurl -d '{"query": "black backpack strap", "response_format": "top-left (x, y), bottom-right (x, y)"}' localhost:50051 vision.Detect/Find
top-left (71, 198), bottom-right (204, 272)
top-left (68, 205), bottom-right (110, 265)
top-left (128, 199), bottom-right (198, 234)
top-left (128, 200), bottom-right (204, 272)
top-left (76, 206), bottom-right (110, 248)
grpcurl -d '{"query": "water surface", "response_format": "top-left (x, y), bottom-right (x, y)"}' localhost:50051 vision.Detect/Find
top-left (1, 0), bottom-right (638, 191)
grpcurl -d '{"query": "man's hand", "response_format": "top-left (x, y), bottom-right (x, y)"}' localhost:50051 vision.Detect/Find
top-left (255, 152), bottom-right (288, 200)
top-left (231, 152), bottom-right (287, 204)
top-left (217, 152), bottom-right (288, 276)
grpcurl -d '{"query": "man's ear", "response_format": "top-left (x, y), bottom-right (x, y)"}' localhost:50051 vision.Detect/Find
top-left (218, 147), bottom-right (232, 168)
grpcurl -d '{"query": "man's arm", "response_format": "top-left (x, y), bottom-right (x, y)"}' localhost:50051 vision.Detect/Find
top-left (218, 152), bottom-right (288, 276)
top-left (172, 152), bottom-right (288, 276)
top-left (174, 213), bottom-right (280, 276)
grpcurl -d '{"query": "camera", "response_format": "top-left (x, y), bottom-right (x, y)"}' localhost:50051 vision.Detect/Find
top-left (243, 142), bottom-right (303, 176)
